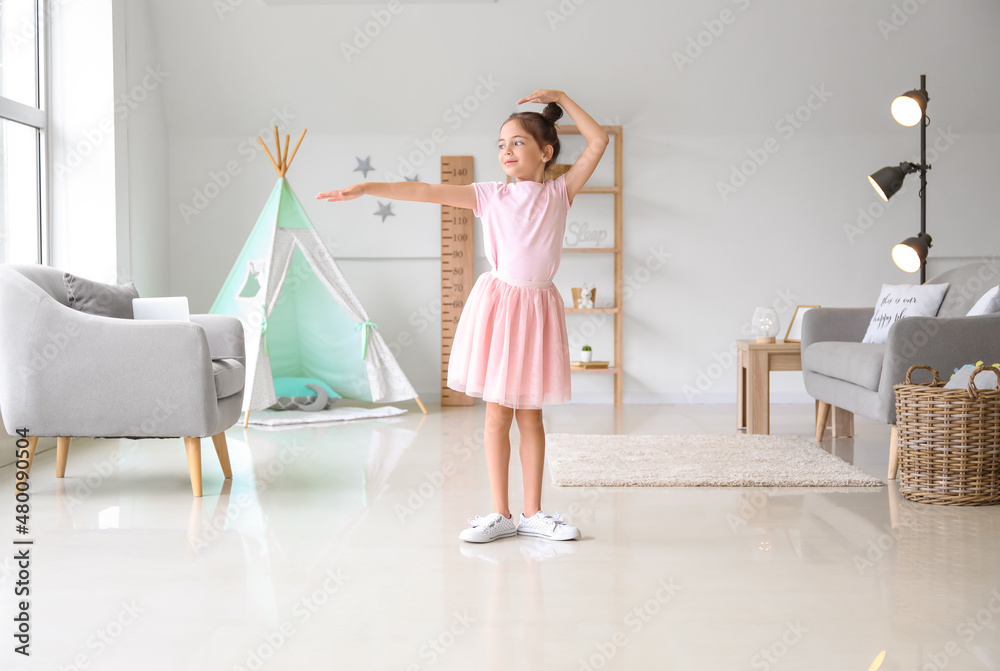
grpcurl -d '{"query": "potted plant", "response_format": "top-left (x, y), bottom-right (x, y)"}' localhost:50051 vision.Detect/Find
top-left (580, 345), bottom-right (593, 363)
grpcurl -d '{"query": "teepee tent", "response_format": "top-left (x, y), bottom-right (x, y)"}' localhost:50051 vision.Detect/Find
top-left (211, 128), bottom-right (426, 424)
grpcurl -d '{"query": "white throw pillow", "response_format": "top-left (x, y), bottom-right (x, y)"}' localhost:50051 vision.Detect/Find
top-left (966, 285), bottom-right (1000, 316)
top-left (861, 283), bottom-right (950, 344)
top-left (989, 293), bottom-right (1000, 315)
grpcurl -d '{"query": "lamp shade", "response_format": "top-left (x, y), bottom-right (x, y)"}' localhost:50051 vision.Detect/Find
top-left (868, 165), bottom-right (908, 201)
top-left (892, 233), bottom-right (932, 273)
top-left (891, 89), bottom-right (928, 127)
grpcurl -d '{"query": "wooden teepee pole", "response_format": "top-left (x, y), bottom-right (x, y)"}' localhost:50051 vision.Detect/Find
top-left (285, 128), bottom-right (308, 172)
top-left (281, 135), bottom-right (290, 177)
top-left (274, 126), bottom-right (283, 171)
top-left (257, 136), bottom-right (280, 174)
top-left (257, 128), bottom-right (306, 178)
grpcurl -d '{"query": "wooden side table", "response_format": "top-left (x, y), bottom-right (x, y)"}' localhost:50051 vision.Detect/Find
top-left (737, 340), bottom-right (801, 435)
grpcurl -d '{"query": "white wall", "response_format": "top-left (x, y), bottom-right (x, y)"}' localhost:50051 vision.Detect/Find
top-left (120, 0), bottom-right (170, 296)
top-left (133, 0), bottom-right (1000, 403)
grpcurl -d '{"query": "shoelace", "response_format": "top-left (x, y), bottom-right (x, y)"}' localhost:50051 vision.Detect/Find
top-left (527, 511), bottom-right (565, 531)
top-left (467, 514), bottom-right (505, 529)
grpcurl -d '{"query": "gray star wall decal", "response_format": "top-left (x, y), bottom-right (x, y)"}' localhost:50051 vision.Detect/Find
top-left (353, 156), bottom-right (374, 178)
top-left (404, 175), bottom-right (419, 181)
top-left (374, 201), bottom-right (395, 222)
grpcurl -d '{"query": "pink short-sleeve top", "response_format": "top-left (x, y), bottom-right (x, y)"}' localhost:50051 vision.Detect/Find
top-left (471, 174), bottom-right (572, 284)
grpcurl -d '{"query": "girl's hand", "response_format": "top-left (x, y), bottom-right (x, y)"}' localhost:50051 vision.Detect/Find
top-left (316, 183), bottom-right (366, 202)
top-left (516, 89), bottom-right (565, 105)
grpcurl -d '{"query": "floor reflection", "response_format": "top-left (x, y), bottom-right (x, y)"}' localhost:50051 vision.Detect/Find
top-left (3, 404), bottom-right (999, 670)
top-left (458, 532), bottom-right (580, 671)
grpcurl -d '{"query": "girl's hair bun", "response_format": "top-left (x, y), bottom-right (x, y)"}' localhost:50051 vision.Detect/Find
top-left (541, 102), bottom-right (564, 124)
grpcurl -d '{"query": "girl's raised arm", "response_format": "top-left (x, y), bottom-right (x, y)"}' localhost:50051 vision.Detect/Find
top-left (316, 182), bottom-right (476, 211)
top-left (517, 90), bottom-right (610, 205)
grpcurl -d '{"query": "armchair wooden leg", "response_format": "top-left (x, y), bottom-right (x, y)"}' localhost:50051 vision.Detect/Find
top-left (56, 437), bottom-right (71, 478)
top-left (211, 432), bottom-right (233, 479)
top-left (16, 437), bottom-right (39, 484)
top-left (184, 437), bottom-right (203, 497)
top-left (14, 436), bottom-right (38, 487)
top-left (832, 407), bottom-right (854, 438)
top-left (815, 401), bottom-right (831, 442)
top-left (888, 425), bottom-right (899, 481)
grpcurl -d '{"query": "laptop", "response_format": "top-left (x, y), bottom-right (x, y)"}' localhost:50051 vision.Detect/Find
top-left (132, 296), bottom-right (191, 321)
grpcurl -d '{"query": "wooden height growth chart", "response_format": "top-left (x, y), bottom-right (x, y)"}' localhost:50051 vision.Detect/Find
top-left (440, 156), bottom-right (475, 406)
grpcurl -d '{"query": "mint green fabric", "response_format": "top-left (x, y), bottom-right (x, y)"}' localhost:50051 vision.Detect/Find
top-left (211, 179), bottom-right (282, 317)
top-left (275, 178), bottom-right (312, 229)
top-left (209, 177), bottom-right (417, 411)
top-left (272, 377), bottom-right (340, 398)
top-left (267, 247), bottom-right (369, 399)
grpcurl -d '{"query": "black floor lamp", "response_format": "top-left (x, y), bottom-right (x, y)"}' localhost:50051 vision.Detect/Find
top-left (868, 74), bottom-right (932, 283)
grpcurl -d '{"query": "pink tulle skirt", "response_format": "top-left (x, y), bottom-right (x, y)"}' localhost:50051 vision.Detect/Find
top-left (447, 270), bottom-right (572, 409)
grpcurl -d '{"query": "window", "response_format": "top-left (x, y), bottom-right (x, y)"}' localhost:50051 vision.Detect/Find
top-left (0, 0), bottom-right (46, 264)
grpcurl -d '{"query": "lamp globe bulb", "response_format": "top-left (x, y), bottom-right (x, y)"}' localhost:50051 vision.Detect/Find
top-left (892, 243), bottom-right (922, 273)
top-left (891, 95), bottom-right (923, 127)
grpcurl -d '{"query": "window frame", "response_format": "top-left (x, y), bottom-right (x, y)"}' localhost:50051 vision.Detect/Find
top-left (0, 0), bottom-right (48, 265)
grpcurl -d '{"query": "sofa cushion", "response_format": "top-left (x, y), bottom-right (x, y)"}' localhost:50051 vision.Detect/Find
top-left (967, 285), bottom-right (1000, 316)
top-left (987, 292), bottom-right (1000, 315)
top-left (803, 342), bottom-right (886, 392)
top-left (63, 272), bottom-right (139, 319)
top-left (212, 358), bottom-right (245, 399)
top-left (862, 283), bottom-right (949, 344)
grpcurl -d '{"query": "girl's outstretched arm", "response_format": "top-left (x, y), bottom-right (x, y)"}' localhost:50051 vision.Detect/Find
top-left (517, 89), bottom-right (610, 205)
top-left (316, 182), bottom-right (476, 210)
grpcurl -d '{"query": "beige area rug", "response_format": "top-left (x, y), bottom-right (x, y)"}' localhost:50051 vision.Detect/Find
top-left (546, 433), bottom-right (883, 487)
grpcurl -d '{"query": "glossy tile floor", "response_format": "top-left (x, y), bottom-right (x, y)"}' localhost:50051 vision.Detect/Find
top-left (2, 403), bottom-right (999, 670)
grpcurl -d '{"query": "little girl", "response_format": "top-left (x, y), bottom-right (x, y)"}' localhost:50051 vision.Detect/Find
top-left (318, 89), bottom-right (609, 543)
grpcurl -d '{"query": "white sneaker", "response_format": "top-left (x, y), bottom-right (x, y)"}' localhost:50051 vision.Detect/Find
top-left (458, 512), bottom-right (517, 543)
top-left (517, 511), bottom-right (581, 541)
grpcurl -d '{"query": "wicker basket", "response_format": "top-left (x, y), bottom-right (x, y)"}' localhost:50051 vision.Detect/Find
top-left (894, 364), bottom-right (1000, 506)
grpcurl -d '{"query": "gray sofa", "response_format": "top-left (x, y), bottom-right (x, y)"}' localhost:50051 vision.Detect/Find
top-left (802, 260), bottom-right (1000, 479)
top-left (0, 264), bottom-right (246, 496)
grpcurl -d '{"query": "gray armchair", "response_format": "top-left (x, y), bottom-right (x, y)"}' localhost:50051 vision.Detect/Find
top-left (802, 260), bottom-right (1000, 480)
top-left (0, 264), bottom-right (246, 496)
